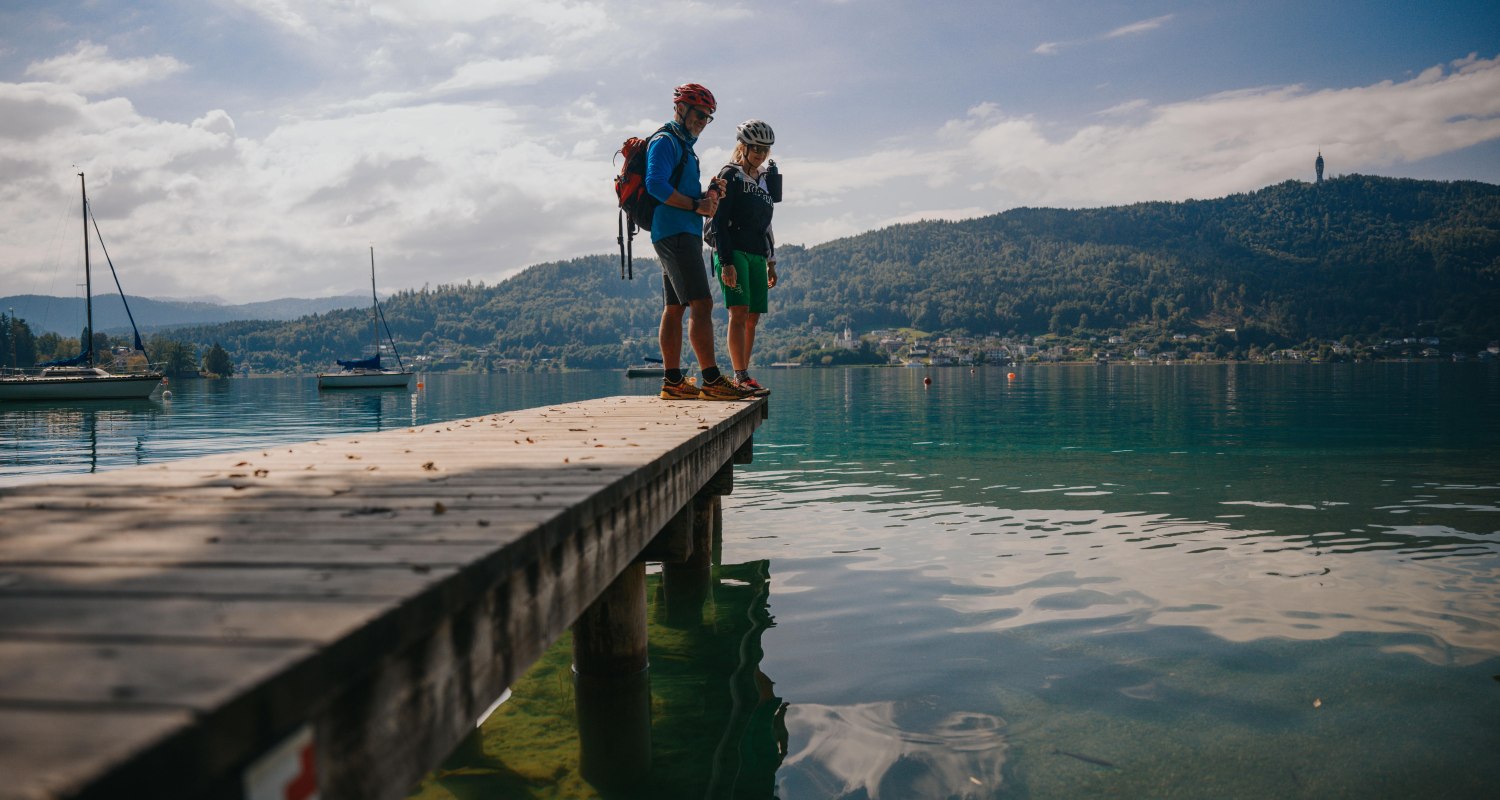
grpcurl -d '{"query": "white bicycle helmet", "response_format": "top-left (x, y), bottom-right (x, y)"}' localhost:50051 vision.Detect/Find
top-left (735, 119), bottom-right (775, 147)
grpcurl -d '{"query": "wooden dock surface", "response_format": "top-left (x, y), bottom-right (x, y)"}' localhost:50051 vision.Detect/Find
top-left (0, 395), bottom-right (766, 800)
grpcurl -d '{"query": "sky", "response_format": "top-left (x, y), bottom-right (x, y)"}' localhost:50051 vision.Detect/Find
top-left (1, 0), bottom-right (1498, 303)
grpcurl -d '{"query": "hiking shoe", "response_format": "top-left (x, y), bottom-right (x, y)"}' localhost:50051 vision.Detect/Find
top-left (740, 377), bottom-right (771, 397)
top-left (698, 375), bottom-right (757, 401)
top-left (659, 377), bottom-right (698, 400)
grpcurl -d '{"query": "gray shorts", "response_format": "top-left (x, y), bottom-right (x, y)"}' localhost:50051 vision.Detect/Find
top-left (653, 233), bottom-right (711, 306)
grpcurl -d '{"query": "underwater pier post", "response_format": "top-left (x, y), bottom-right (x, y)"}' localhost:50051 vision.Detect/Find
top-left (660, 459), bottom-right (736, 626)
top-left (572, 560), bottom-right (652, 787)
top-left (574, 452), bottom-right (745, 785)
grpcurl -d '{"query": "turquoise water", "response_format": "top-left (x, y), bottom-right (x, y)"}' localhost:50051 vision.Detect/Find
top-left (5, 366), bottom-right (1499, 798)
top-left (724, 365), bottom-right (1500, 798)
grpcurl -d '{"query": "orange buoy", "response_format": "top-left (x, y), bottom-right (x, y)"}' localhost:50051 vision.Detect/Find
top-left (417, 381), bottom-right (425, 389)
top-left (1007, 372), bottom-right (1016, 380)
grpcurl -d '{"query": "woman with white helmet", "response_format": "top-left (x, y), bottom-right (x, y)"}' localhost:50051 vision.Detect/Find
top-left (708, 118), bottom-right (781, 396)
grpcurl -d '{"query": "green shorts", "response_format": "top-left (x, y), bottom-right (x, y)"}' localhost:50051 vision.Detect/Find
top-left (712, 251), bottom-right (769, 313)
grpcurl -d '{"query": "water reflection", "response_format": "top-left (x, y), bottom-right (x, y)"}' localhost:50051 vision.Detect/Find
top-left (409, 560), bottom-right (789, 799)
top-left (711, 365), bottom-right (1500, 798)
top-left (1, 372), bottom-right (661, 486)
top-left (0, 399), bottom-right (163, 481)
top-left (780, 703), bottom-right (1006, 799)
top-left (730, 476), bottom-right (1500, 667)
top-left (317, 385), bottom-right (410, 432)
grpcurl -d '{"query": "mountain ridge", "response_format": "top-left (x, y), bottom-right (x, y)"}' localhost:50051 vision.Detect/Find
top-left (19, 173), bottom-right (1500, 371)
top-left (1, 294), bottom-right (370, 336)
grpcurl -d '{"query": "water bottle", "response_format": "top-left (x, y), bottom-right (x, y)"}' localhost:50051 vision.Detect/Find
top-left (765, 159), bottom-right (782, 203)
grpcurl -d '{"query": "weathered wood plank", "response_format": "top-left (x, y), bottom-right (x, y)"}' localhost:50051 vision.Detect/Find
top-left (0, 640), bottom-right (314, 708)
top-left (0, 708), bottom-right (192, 800)
top-left (0, 565), bottom-right (452, 600)
top-left (0, 596), bottom-right (389, 643)
top-left (0, 395), bottom-right (765, 800)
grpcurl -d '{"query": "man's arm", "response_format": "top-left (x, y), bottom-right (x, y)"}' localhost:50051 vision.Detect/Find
top-left (645, 135), bottom-right (714, 215)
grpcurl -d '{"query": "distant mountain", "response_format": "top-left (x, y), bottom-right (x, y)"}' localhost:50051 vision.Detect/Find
top-left (162, 174), bottom-right (1500, 371)
top-left (1, 294), bottom-right (369, 335)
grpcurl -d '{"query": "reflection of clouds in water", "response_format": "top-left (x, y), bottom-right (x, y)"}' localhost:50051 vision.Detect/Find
top-left (731, 474), bottom-right (1500, 666)
top-left (780, 702), bottom-right (1007, 799)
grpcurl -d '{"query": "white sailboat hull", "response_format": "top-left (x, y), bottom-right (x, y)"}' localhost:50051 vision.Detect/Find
top-left (0, 372), bottom-right (163, 401)
top-left (317, 370), bottom-right (413, 389)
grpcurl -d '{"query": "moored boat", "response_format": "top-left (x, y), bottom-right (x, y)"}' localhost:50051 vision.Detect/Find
top-left (317, 247), bottom-right (413, 390)
top-left (0, 173), bottom-right (162, 403)
top-left (625, 357), bottom-right (665, 378)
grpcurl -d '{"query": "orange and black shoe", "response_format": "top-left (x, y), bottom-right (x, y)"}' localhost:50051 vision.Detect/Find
top-left (697, 375), bottom-right (757, 401)
top-left (659, 377), bottom-right (699, 400)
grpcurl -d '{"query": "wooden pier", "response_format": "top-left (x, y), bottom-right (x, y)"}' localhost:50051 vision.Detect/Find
top-left (0, 395), bottom-right (766, 800)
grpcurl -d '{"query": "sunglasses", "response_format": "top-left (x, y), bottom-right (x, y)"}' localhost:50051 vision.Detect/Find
top-left (747, 144), bottom-right (770, 154)
top-left (688, 107), bottom-right (714, 123)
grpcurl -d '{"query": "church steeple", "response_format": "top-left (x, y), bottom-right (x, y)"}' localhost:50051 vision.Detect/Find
top-left (1315, 151), bottom-right (1325, 184)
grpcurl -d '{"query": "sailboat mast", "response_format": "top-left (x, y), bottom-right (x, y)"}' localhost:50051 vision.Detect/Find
top-left (369, 246), bottom-right (378, 361)
top-left (80, 172), bottom-right (93, 367)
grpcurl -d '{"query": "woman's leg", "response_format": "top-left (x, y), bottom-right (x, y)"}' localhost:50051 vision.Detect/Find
top-left (743, 311), bottom-right (761, 371)
top-left (727, 306), bottom-right (749, 373)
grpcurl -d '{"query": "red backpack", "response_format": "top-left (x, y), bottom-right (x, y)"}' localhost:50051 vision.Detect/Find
top-left (614, 126), bottom-right (689, 279)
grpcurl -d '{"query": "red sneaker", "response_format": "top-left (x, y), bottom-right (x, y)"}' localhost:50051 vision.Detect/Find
top-left (740, 377), bottom-right (771, 397)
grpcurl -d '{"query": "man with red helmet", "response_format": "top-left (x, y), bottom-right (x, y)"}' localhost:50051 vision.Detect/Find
top-left (648, 83), bottom-right (754, 401)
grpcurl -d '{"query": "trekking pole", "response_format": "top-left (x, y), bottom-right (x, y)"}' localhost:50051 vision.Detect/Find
top-left (618, 211), bottom-right (626, 280)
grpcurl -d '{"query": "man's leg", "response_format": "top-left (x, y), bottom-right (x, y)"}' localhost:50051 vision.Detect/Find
top-left (687, 297), bottom-right (718, 374)
top-left (660, 304), bottom-right (686, 370)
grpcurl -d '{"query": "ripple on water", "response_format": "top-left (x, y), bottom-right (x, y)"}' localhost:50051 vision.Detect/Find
top-left (780, 701), bottom-right (1009, 798)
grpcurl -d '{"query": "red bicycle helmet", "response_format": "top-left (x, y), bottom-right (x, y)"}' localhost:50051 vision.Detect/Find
top-left (672, 83), bottom-right (717, 113)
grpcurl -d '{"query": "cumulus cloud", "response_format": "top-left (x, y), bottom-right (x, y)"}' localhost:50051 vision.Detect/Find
top-left (2, 9), bottom-right (1498, 304)
top-left (433, 56), bottom-right (559, 92)
top-left (772, 53), bottom-right (1500, 245)
top-left (226, 0), bottom-right (609, 42)
top-left (23, 42), bottom-right (186, 95)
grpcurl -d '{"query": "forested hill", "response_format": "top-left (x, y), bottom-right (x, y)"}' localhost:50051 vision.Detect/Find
top-left (771, 174), bottom-right (1500, 343)
top-left (169, 174), bottom-right (1500, 371)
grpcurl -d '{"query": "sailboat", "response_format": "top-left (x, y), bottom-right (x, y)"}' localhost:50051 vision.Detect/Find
top-left (0, 173), bottom-right (163, 402)
top-left (316, 247), bottom-right (413, 390)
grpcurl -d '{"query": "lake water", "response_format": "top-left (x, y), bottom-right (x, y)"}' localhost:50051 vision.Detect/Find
top-left (4, 366), bottom-right (1499, 798)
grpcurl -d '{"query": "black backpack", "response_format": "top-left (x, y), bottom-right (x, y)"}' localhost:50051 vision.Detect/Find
top-left (614, 126), bottom-right (690, 279)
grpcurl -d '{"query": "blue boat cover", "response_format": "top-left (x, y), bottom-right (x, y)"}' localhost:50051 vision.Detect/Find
top-left (336, 354), bottom-right (382, 370)
top-left (39, 350), bottom-right (90, 368)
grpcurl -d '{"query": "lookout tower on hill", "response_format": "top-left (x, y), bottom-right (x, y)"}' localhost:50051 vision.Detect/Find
top-left (1316, 151), bottom-right (1325, 184)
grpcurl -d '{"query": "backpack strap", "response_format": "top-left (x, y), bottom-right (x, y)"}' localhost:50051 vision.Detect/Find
top-left (651, 125), bottom-right (693, 197)
top-left (619, 127), bottom-right (694, 281)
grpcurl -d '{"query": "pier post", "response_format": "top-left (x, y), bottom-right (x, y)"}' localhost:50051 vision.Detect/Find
top-left (660, 495), bottom-right (715, 627)
top-left (572, 563), bottom-right (651, 788)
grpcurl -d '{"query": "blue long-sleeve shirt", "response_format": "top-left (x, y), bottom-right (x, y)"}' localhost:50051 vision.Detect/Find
top-left (645, 122), bottom-right (703, 242)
